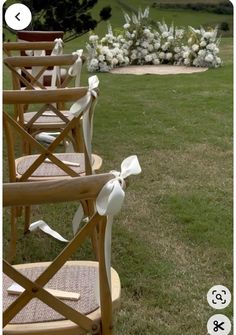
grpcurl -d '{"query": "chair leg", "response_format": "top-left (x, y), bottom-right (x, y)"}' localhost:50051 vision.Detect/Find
top-left (6, 207), bottom-right (17, 263)
top-left (24, 206), bottom-right (31, 234)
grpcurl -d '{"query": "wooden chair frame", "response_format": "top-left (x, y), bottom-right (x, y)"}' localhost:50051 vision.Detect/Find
top-left (3, 41), bottom-right (63, 57)
top-left (3, 174), bottom-right (118, 335)
top-left (4, 88), bottom-right (101, 261)
top-left (4, 54), bottom-right (86, 155)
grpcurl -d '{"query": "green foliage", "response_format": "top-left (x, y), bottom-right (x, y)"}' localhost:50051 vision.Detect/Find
top-left (220, 21), bottom-right (230, 31)
top-left (153, 1), bottom-right (233, 15)
top-left (3, 0), bottom-right (112, 42)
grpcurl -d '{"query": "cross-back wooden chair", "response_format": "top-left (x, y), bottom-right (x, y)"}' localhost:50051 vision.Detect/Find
top-left (3, 174), bottom-right (121, 335)
top-left (3, 86), bottom-right (102, 260)
top-left (4, 54), bottom-right (85, 154)
top-left (3, 40), bottom-right (65, 87)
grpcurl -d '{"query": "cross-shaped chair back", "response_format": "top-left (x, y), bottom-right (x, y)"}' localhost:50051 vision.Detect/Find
top-left (4, 53), bottom-right (84, 91)
top-left (3, 84), bottom-right (100, 182)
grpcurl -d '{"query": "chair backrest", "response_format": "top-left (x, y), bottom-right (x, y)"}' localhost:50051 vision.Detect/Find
top-left (3, 41), bottom-right (64, 57)
top-left (3, 84), bottom-right (99, 180)
top-left (17, 30), bottom-right (64, 56)
top-left (4, 54), bottom-right (83, 91)
top-left (3, 173), bottom-right (116, 334)
top-left (17, 30), bottom-right (64, 41)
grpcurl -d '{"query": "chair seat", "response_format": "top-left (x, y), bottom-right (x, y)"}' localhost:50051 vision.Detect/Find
top-left (23, 110), bottom-right (73, 128)
top-left (15, 153), bottom-right (102, 180)
top-left (3, 260), bottom-right (121, 334)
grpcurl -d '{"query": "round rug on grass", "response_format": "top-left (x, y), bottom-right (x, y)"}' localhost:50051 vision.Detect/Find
top-left (110, 65), bottom-right (208, 75)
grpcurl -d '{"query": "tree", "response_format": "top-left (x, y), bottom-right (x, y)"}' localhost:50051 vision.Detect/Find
top-left (4, 0), bottom-right (111, 42)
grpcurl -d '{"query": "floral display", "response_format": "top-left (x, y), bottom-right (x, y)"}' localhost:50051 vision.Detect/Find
top-left (86, 8), bottom-right (222, 72)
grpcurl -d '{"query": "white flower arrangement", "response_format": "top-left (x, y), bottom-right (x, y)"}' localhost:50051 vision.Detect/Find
top-left (86, 8), bottom-right (222, 72)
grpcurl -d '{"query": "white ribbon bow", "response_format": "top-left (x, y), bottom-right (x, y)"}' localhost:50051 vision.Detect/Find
top-left (96, 155), bottom-right (142, 215)
top-left (94, 155), bottom-right (141, 305)
top-left (51, 38), bottom-right (64, 56)
top-left (68, 49), bottom-right (83, 87)
top-left (69, 75), bottom-right (99, 117)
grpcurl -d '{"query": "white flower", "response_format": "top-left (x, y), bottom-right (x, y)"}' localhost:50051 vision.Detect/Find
top-left (162, 42), bottom-right (170, 51)
top-left (153, 58), bottom-right (160, 65)
top-left (145, 55), bottom-right (152, 62)
top-left (166, 52), bottom-right (173, 60)
top-left (198, 50), bottom-right (206, 56)
top-left (148, 44), bottom-right (154, 52)
top-left (117, 54), bottom-right (124, 62)
top-left (159, 52), bottom-right (165, 59)
top-left (162, 32), bottom-right (169, 38)
top-left (141, 49), bottom-right (148, 56)
top-left (89, 35), bottom-right (99, 42)
top-left (184, 58), bottom-right (190, 66)
top-left (205, 54), bottom-right (214, 62)
top-left (144, 28), bottom-right (151, 35)
top-left (112, 58), bottom-right (119, 65)
top-left (174, 46), bottom-right (180, 53)
top-left (192, 44), bottom-right (199, 52)
top-left (204, 32), bottom-right (214, 39)
top-left (98, 54), bottom-right (105, 62)
top-left (141, 41), bottom-right (149, 48)
top-left (154, 42), bottom-right (160, 50)
top-left (167, 36), bottom-right (174, 42)
top-left (123, 23), bottom-right (130, 29)
top-left (200, 40), bottom-right (207, 47)
top-left (183, 51), bottom-right (190, 58)
top-left (216, 57), bottom-right (222, 65)
top-left (91, 58), bottom-right (99, 66)
top-left (206, 43), bottom-right (216, 51)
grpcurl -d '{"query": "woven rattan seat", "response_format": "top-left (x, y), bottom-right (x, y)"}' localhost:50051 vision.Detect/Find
top-left (15, 153), bottom-right (102, 179)
top-left (23, 110), bottom-right (73, 126)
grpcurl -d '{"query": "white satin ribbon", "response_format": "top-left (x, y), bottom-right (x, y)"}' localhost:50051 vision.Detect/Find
top-left (95, 155), bottom-right (141, 305)
top-left (51, 38), bottom-right (64, 56)
top-left (69, 75), bottom-right (99, 117)
top-left (68, 49), bottom-right (83, 87)
top-left (96, 155), bottom-right (142, 215)
top-left (29, 220), bottom-right (68, 242)
top-left (51, 39), bottom-right (64, 87)
top-left (70, 75), bottom-right (99, 165)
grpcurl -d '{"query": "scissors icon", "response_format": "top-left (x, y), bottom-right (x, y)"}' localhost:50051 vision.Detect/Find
top-left (213, 320), bottom-right (225, 332)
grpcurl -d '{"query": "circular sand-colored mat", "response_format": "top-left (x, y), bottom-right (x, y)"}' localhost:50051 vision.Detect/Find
top-left (110, 65), bottom-right (208, 75)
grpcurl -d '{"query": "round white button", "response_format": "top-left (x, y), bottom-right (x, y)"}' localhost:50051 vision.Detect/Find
top-left (5, 4), bottom-right (32, 31)
top-left (207, 314), bottom-right (231, 335)
top-left (207, 285), bottom-right (231, 310)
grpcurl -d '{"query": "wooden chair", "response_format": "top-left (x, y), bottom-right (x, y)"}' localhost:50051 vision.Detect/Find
top-left (3, 86), bottom-right (102, 260)
top-left (3, 173), bottom-right (121, 334)
top-left (3, 40), bottom-right (65, 87)
top-left (4, 54), bottom-right (85, 154)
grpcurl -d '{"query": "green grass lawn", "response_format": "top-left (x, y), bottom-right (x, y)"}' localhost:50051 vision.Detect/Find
top-left (3, 3), bottom-right (233, 335)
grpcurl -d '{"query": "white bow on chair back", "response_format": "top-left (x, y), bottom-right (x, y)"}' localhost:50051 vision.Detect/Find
top-left (95, 155), bottom-right (141, 305)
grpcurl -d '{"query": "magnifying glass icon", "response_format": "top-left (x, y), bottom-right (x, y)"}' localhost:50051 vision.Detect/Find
top-left (215, 293), bottom-right (223, 301)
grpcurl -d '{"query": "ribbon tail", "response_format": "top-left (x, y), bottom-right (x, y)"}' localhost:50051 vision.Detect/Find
top-left (29, 220), bottom-right (68, 242)
top-left (95, 215), bottom-right (113, 305)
